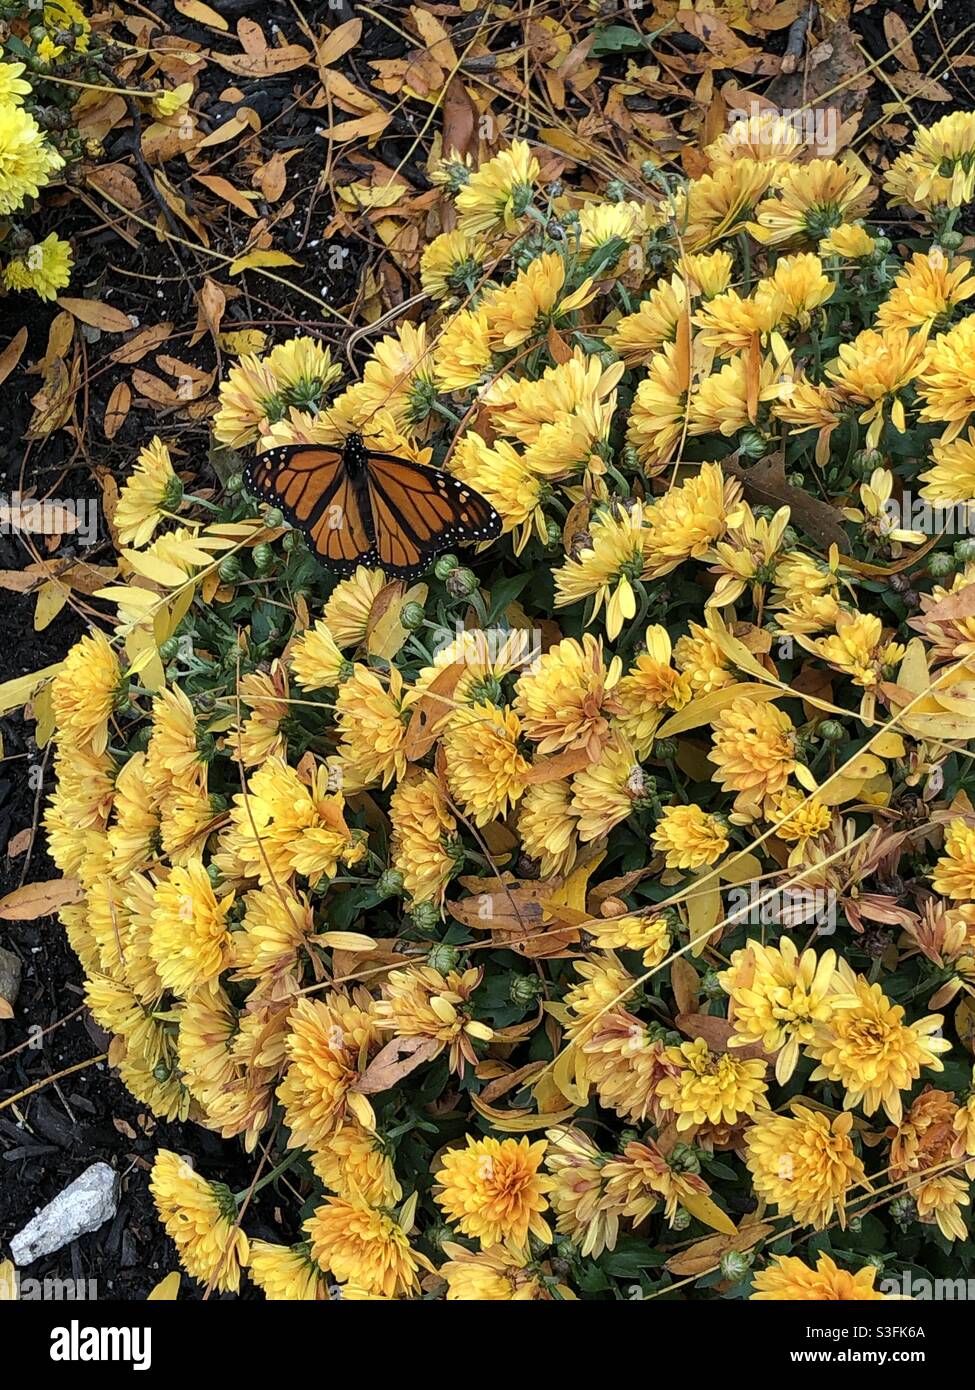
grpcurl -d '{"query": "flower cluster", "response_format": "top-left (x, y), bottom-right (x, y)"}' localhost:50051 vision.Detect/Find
top-left (38, 117), bottom-right (975, 1300)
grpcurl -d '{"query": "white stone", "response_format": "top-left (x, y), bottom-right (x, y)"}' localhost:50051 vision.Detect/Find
top-left (10, 1162), bottom-right (119, 1266)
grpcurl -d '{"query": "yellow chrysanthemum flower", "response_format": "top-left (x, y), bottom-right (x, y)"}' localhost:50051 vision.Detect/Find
top-left (439, 1242), bottom-right (556, 1300)
top-left (514, 633), bottom-right (620, 760)
top-left (149, 858), bottom-right (234, 996)
top-left (389, 769), bottom-right (458, 907)
top-left (150, 1150), bottom-right (249, 1293)
top-left (710, 697), bottom-right (797, 821)
top-left (309, 1121), bottom-right (402, 1208)
top-left (932, 818), bottom-right (975, 900)
top-left (0, 101), bottom-right (64, 215)
top-left (674, 620), bottom-right (735, 694)
top-left (797, 609), bottom-right (905, 689)
top-left (443, 701), bottom-right (530, 826)
top-left (626, 341), bottom-right (690, 467)
top-left (334, 663), bottom-right (408, 790)
top-left (745, 1105), bottom-right (866, 1228)
top-left (750, 158), bottom-right (872, 245)
top-left (606, 276), bottom-right (687, 363)
top-left (2, 231), bottom-right (72, 300)
top-left (482, 251), bottom-right (596, 350)
top-left (544, 1126), bottom-right (617, 1258)
top-left (277, 991), bottom-right (379, 1147)
top-left (921, 427), bottom-right (975, 505)
top-left (827, 326), bottom-right (927, 449)
top-left (652, 803), bottom-right (728, 871)
top-left (642, 463), bottom-right (737, 578)
top-left (570, 733), bottom-right (646, 842)
top-left (818, 222), bottom-right (876, 258)
top-left (518, 778), bottom-right (579, 878)
top-left (248, 1242), bottom-right (331, 1300)
top-left (51, 630), bottom-right (121, 755)
top-left (680, 249), bottom-right (733, 299)
top-left (884, 111), bottom-right (975, 211)
top-left (419, 228), bottom-right (487, 300)
top-left (305, 1197), bottom-right (426, 1298)
top-left (720, 937), bottom-right (837, 1083)
top-left (613, 624), bottom-right (690, 755)
top-left (689, 351), bottom-right (788, 439)
top-left (807, 961), bottom-right (950, 1123)
top-left (451, 432), bottom-right (545, 551)
top-left (433, 306), bottom-right (493, 391)
top-left (589, 911), bottom-right (671, 969)
top-left (553, 500), bottom-right (649, 640)
top-left (655, 1037), bottom-right (768, 1131)
top-left (435, 1136), bottom-right (553, 1253)
top-left (114, 436), bottom-right (182, 548)
top-left (374, 964), bottom-right (492, 1076)
top-left (916, 315), bottom-right (975, 442)
top-left (877, 249), bottom-right (975, 338)
top-left (455, 139), bottom-right (539, 235)
top-left (751, 1252), bottom-right (886, 1301)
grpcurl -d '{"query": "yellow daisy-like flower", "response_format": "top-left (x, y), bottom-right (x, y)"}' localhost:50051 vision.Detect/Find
top-left (373, 964), bottom-right (493, 1077)
top-left (912, 1173), bottom-right (970, 1242)
top-left (916, 315), bottom-right (975, 442)
top-left (884, 111), bottom-right (975, 211)
top-left (150, 1150), bottom-right (249, 1294)
top-left (564, 953), bottom-right (635, 1039)
top-left (2, 231), bottom-right (73, 300)
top-left (750, 158), bottom-right (872, 245)
top-left (450, 432), bottom-right (545, 552)
top-left (350, 321), bottom-right (437, 432)
top-left (419, 228), bottom-right (487, 300)
top-left (613, 624), bottom-right (690, 755)
top-left (767, 251), bottom-right (835, 329)
top-left (582, 1011), bottom-right (679, 1124)
top-left (807, 961), bottom-right (950, 1123)
top-left (439, 1242), bottom-right (555, 1300)
top-left (642, 463), bottom-right (737, 578)
top-left (433, 306), bottom-right (493, 391)
top-left (482, 251), bottom-right (596, 351)
top-left (322, 566), bottom-right (387, 646)
top-left (606, 276), bottom-right (687, 363)
top-left (149, 859), bottom-right (234, 996)
top-left (589, 911), bottom-right (671, 969)
top-left (114, 436), bottom-right (182, 548)
top-left (655, 1037), bottom-right (768, 1132)
top-left (389, 769), bottom-right (458, 907)
top-left (689, 351), bottom-right (788, 439)
top-left (518, 778), bottom-right (579, 878)
top-left (766, 786), bottom-right (833, 847)
top-left (305, 1197), bottom-right (425, 1298)
top-left (680, 249), bottom-right (734, 299)
top-left (145, 686), bottom-right (204, 797)
top-left (797, 609), bottom-right (905, 689)
top-left (570, 733), bottom-right (645, 842)
top-left (224, 755), bottom-right (363, 886)
top-left (443, 701), bottom-right (531, 826)
top-left (553, 500), bottom-right (649, 640)
top-left (248, 1241), bottom-right (330, 1300)
top-left (720, 937), bottom-right (837, 1083)
top-left (334, 663), bottom-right (408, 790)
top-left (705, 110), bottom-right (804, 168)
top-left (920, 427), bottom-right (975, 505)
top-left (231, 881), bottom-right (315, 991)
top-left (0, 61), bottom-right (31, 103)
top-left (51, 630), bottom-right (121, 755)
top-left (694, 285), bottom-right (784, 358)
top-left (289, 618), bottom-right (346, 689)
top-left (827, 326), bottom-right (927, 449)
top-left (435, 1136), bottom-right (553, 1253)
top-left (672, 161), bottom-right (774, 250)
top-left (309, 1122), bottom-right (402, 1208)
top-left (932, 818), bottom-right (975, 900)
top-left (877, 249), bottom-right (975, 338)
top-left (710, 697), bottom-right (797, 821)
top-left (745, 1105), bottom-right (866, 1229)
top-left (674, 620), bottom-right (735, 694)
top-left (107, 752), bottom-right (158, 878)
top-left (652, 803), bottom-right (728, 871)
top-left (514, 633), bottom-right (620, 761)
top-left (0, 101), bottom-right (64, 215)
top-left (277, 991), bottom-right (379, 1148)
top-left (751, 1252), bottom-right (886, 1301)
top-left (626, 341), bottom-right (690, 467)
top-left (818, 222), bottom-right (876, 259)
top-left (601, 1137), bottom-right (713, 1228)
top-left (578, 198), bottom-right (646, 252)
top-left (455, 139), bottom-right (539, 235)
top-left (544, 1126), bottom-right (617, 1258)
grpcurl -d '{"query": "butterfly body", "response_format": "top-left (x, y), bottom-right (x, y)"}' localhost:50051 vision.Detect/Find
top-left (244, 432), bottom-right (501, 579)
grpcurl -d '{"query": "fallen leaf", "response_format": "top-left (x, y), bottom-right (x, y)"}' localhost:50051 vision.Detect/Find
top-left (56, 298), bottom-right (134, 333)
top-left (0, 877), bottom-right (83, 920)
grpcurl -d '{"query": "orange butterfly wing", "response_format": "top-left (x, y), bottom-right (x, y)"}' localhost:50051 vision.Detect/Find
top-left (365, 453), bottom-right (501, 577)
top-left (244, 446), bottom-right (377, 575)
top-left (244, 442), bottom-right (500, 579)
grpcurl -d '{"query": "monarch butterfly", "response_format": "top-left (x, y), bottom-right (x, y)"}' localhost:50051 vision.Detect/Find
top-left (244, 433), bottom-right (502, 579)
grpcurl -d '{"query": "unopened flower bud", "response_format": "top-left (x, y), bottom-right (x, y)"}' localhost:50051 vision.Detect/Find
top-left (252, 542), bottom-right (273, 573)
top-left (434, 554), bottom-right (459, 580)
top-left (400, 601), bottom-right (426, 631)
top-left (818, 719), bottom-right (845, 742)
top-left (264, 506), bottom-right (283, 529)
top-left (719, 1250), bottom-right (753, 1282)
top-left (446, 567), bottom-right (478, 598)
top-left (509, 974), bottom-right (543, 1007)
top-left (376, 868), bottom-right (404, 899)
top-left (427, 943), bottom-right (460, 975)
top-left (410, 901), bottom-right (442, 937)
top-left (218, 554), bottom-right (241, 583)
